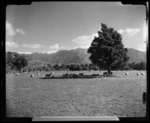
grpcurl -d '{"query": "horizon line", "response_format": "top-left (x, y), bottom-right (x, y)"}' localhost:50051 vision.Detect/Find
top-left (6, 47), bottom-right (146, 55)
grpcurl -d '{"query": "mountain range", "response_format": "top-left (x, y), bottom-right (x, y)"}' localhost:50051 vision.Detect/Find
top-left (23, 48), bottom-right (146, 64)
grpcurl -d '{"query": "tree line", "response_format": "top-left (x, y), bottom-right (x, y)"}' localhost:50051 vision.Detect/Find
top-left (23, 61), bottom-right (146, 72)
top-left (6, 52), bottom-right (28, 73)
top-left (6, 51), bottom-right (146, 73)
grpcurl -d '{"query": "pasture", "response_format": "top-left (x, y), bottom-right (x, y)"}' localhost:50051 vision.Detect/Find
top-left (6, 70), bottom-right (146, 117)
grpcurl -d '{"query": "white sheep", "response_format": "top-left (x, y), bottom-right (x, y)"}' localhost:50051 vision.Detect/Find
top-left (37, 72), bottom-right (40, 76)
top-left (15, 73), bottom-right (19, 76)
top-left (125, 72), bottom-right (129, 76)
top-left (137, 73), bottom-right (140, 76)
top-left (141, 72), bottom-right (145, 75)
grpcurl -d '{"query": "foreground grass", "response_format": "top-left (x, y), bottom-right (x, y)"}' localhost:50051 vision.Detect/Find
top-left (6, 71), bottom-right (146, 117)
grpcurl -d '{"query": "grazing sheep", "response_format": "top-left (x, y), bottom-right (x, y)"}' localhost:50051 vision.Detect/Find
top-left (15, 73), bottom-right (19, 76)
top-left (141, 72), bottom-right (145, 75)
top-left (103, 72), bottom-right (108, 76)
top-left (45, 74), bottom-right (51, 78)
top-left (69, 74), bottom-right (73, 77)
top-left (79, 73), bottom-right (84, 76)
top-left (30, 74), bottom-right (34, 77)
top-left (137, 73), bottom-right (140, 76)
top-left (63, 73), bottom-right (68, 77)
top-left (110, 72), bottom-right (113, 75)
top-left (37, 72), bottom-right (40, 76)
top-left (92, 74), bottom-right (99, 76)
top-left (51, 71), bottom-right (54, 76)
top-left (125, 72), bottom-right (129, 76)
top-left (72, 74), bottom-right (78, 78)
top-left (63, 73), bottom-right (70, 78)
top-left (103, 72), bottom-right (113, 76)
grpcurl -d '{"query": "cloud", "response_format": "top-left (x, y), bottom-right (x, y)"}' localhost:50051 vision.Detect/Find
top-left (6, 41), bottom-right (19, 48)
top-left (118, 28), bottom-right (140, 38)
top-left (117, 28), bottom-right (146, 51)
top-left (6, 21), bottom-right (16, 36)
top-left (137, 43), bottom-right (146, 52)
top-left (47, 43), bottom-right (66, 54)
top-left (16, 29), bottom-right (26, 35)
top-left (18, 51), bottom-right (32, 54)
top-left (6, 21), bottom-right (25, 36)
top-left (22, 44), bottom-right (45, 49)
top-left (72, 33), bottom-right (98, 49)
top-left (117, 29), bottom-right (124, 34)
top-left (49, 43), bottom-right (60, 50)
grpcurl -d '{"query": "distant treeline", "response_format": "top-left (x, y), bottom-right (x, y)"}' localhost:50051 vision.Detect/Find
top-left (22, 62), bottom-right (146, 72)
top-left (6, 52), bottom-right (146, 73)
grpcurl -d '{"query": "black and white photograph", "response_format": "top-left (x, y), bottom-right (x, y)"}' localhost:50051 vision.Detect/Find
top-left (4, 1), bottom-right (148, 121)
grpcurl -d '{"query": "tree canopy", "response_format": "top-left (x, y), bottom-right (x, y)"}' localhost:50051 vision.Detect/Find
top-left (6, 52), bottom-right (28, 71)
top-left (88, 23), bottom-right (129, 74)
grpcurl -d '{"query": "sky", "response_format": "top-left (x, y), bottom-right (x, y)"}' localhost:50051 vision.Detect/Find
top-left (6, 2), bottom-right (147, 54)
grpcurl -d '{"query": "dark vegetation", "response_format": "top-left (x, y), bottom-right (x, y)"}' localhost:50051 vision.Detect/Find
top-left (6, 51), bottom-right (146, 73)
top-left (88, 23), bottom-right (129, 75)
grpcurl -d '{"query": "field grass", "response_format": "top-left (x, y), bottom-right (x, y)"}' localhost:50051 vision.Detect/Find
top-left (6, 70), bottom-right (146, 117)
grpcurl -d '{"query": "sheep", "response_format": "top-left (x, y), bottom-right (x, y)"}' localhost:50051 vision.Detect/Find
top-left (37, 72), bottom-right (40, 76)
top-left (50, 71), bottom-right (55, 78)
top-left (63, 73), bottom-right (69, 78)
top-left (103, 72), bottom-right (113, 76)
top-left (92, 74), bottom-right (99, 76)
top-left (103, 72), bottom-right (108, 76)
top-left (15, 73), bottom-right (19, 76)
top-left (69, 74), bottom-right (73, 78)
top-left (137, 73), bottom-right (140, 76)
top-left (45, 71), bottom-right (55, 78)
top-left (37, 71), bottom-right (40, 75)
top-left (71, 74), bottom-right (78, 78)
top-left (51, 71), bottom-right (54, 76)
top-left (141, 72), bottom-right (145, 75)
top-left (45, 74), bottom-right (51, 78)
top-left (125, 72), bottom-right (129, 76)
top-left (30, 74), bottom-right (34, 77)
top-left (63, 74), bottom-right (66, 77)
top-left (79, 73), bottom-right (84, 76)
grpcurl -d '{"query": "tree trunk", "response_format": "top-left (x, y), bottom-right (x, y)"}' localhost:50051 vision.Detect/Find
top-left (107, 66), bottom-right (111, 75)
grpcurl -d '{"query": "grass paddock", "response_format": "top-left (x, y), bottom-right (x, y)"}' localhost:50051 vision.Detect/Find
top-left (6, 70), bottom-right (146, 117)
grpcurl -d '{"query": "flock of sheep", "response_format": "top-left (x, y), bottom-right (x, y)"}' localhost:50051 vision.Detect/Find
top-left (13, 71), bottom-right (145, 78)
top-left (125, 72), bottom-right (145, 76)
top-left (11, 70), bottom-right (147, 105)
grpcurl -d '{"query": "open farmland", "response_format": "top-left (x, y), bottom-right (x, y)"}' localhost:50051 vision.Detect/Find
top-left (6, 70), bottom-right (146, 117)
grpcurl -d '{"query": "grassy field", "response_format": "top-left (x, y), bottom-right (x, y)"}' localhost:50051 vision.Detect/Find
top-left (6, 70), bottom-right (146, 117)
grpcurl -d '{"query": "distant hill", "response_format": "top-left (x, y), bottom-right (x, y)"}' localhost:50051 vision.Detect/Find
top-left (9, 48), bottom-right (146, 65)
top-left (48, 48), bottom-right (90, 64)
top-left (25, 48), bottom-right (90, 65)
top-left (127, 48), bottom-right (146, 63)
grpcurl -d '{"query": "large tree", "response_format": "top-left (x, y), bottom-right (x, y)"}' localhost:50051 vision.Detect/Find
top-left (88, 23), bottom-right (129, 75)
top-left (6, 52), bottom-right (28, 71)
top-left (13, 55), bottom-right (28, 71)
